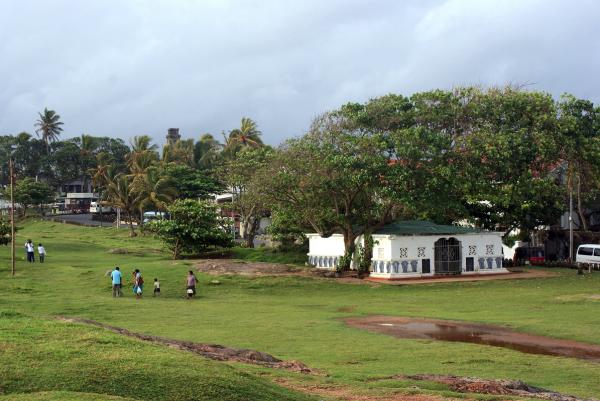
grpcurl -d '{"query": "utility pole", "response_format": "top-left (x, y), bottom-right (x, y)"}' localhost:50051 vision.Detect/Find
top-left (9, 159), bottom-right (16, 276)
top-left (569, 178), bottom-right (574, 263)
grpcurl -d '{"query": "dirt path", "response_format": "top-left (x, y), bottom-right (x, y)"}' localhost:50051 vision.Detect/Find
top-left (56, 316), bottom-right (319, 374)
top-left (344, 316), bottom-right (600, 362)
top-left (385, 375), bottom-right (594, 401)
top-left (195, 260), bottom-right (557, 285)
top-left (274, 379), bottom-right (467, 401)
top-left (195, 259), bottom-right (314, 276)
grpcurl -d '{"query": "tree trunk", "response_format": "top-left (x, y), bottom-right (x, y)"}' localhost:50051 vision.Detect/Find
top-left (243, 216), bottom-right (261, 248)
top-left (139, 209), bottom-right (145, 235)
top-left (126, 212), bottom-right (137, 237)
top-left (576, 174), bottom-right (588, 231)
top-left (360, 233), bottom-right (374, 275)
top-left (341, 230), bottom-right (356, 270)
top-left (172, 238), bottom-right (180, 259)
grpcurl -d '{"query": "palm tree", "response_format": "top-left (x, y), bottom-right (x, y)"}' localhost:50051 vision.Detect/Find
top-left (131, 166), bottom-right (178, 226)
top-left (130, 135), bottom-right (158, 154)
top-left (194, 133), bottom-right (222, 170)
top-left (104, 173), bottom-right (139, 237)
top-left (34, 108), bottom-right (64, 152)
top-left (223, 118), bottom-right (263, 157)
top-left (162, 139), bottom-right (195, 167)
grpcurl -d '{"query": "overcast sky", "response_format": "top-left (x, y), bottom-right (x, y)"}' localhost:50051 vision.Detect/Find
top-left (1, 0), bottom-right (599, 145)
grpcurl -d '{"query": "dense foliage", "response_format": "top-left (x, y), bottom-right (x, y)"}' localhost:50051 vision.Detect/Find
top-left (146, 199), bottom-right (233, 258)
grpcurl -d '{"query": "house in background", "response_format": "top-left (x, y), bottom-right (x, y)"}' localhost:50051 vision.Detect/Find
top-left (307, 220), bottom-right (508, 279)
top-left (55, 179), bottom-right (98, 213)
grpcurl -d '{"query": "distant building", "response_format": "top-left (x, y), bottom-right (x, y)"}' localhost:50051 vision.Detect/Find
top-left (307, 220), bottom-right (508, 279)
top-left (166, 128), bottom-right (181, 144)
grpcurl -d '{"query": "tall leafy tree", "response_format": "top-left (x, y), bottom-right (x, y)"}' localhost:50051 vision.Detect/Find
top-left (165, 164), bottom-right (224, 199)
top-left (556, 94), bottom-right (600, 230)
top-left (34, 108), bottom-right (64, 152)
top-left (221, 147), bottom-right (272, 248)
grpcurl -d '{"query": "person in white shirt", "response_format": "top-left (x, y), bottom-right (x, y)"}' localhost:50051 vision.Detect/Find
top-left (24, 239), bottom-right (35, 263)
top-left (153, 278), bottom-right (160, 296)
top-left (38, 244), bottom-right (46, 263)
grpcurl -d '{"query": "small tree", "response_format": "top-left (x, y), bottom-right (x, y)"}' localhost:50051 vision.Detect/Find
top-left (147, 199), bottom-right (233, 259)
top-left (3, 177), bottom-right (55, 216)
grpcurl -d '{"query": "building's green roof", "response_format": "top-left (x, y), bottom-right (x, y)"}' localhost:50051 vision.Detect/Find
top-left (374, 220), bottom-right (483, 236)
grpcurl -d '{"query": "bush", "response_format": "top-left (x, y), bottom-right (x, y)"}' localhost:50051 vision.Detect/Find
top-left (147, 199), bottom-right (233, 259)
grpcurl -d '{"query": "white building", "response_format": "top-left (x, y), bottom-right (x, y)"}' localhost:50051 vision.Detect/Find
top-left (307, 220), bottom-right (508, 279)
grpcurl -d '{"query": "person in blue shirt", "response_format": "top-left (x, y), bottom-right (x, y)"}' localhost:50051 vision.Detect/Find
top-left (110, 267), bottom-right (122, 297)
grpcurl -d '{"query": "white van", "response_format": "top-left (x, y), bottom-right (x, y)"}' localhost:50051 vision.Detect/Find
top-left (89, 202), bottom-right (112, 214)
top-left (575, 244), bottom-right (600, 266)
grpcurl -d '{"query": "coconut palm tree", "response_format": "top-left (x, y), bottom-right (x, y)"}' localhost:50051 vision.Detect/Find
top-left (34, 108), bottom-right (64, 152)
top-left (162, 139), bottom-right (195, 167)
top-left (104, 173), bottom-right (139, 237)
top-left (194, 133), bottom-right (222, 170)
top-left (131, 165), bottom-right (178, 226)
top-left (130, 135), bottom-right (158, 154)
top-left (223, 118), bottom-right (263, 157)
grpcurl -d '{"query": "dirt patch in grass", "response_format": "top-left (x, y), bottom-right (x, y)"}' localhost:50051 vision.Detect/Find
top-left (195, 259), bottom-right (311, 276)
top-left (344, 316), bottom-right (600, 362)
top-left (57, 316), bottom-right (320, 374)
top-left (396, 375), bottom-right (595, 401)
top-left (274, 379), bottom-right (465, 401)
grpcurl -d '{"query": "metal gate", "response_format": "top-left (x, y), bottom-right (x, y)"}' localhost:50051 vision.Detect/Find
top-left (434, 237), bottom-right (462, 275)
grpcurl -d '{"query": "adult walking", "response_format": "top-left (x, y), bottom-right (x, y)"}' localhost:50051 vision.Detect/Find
top-left (134, 269), bottom-right (144, 299)
top-left (110, 266), bottom-right (122, 297)
top-left (24, 239), bottom-right (35, 263)
top-left (186, 270), bottom-right (197, 299)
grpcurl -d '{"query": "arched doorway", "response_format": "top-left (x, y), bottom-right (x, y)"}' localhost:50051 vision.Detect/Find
top-left (434, 237), bottom-right (462, 275)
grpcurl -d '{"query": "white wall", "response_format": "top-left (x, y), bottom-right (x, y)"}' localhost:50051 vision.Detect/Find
top-left (370, 233), bottom-right (507, 278)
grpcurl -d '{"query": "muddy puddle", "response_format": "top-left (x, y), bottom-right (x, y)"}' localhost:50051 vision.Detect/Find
top-left (344, 316), bottom-right (600, 362)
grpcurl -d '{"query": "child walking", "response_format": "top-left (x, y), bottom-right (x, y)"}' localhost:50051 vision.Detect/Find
top-left (153, 278), bottom-right (160, 296)
top-left (38, 243), bottom-right (46, 263)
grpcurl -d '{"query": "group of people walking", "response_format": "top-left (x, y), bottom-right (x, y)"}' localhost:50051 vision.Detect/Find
top-left (24, 239), bottom-right (46, 263)
top-left (110, 267), bottom-right (198, 299)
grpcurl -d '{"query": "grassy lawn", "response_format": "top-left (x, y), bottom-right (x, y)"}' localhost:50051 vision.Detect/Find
top-left (1, 220), bottom-right (600, 399)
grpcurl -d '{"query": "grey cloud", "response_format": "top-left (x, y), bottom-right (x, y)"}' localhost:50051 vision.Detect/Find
top-left (0, 0), bottom-right (598, 146)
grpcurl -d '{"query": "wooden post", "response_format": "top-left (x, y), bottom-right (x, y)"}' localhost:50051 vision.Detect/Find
top-left (9, 159), bottom-right (15, 276)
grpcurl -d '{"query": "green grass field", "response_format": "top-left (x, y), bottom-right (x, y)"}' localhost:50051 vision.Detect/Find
top-left (1, 220), bottom-right (600, 400)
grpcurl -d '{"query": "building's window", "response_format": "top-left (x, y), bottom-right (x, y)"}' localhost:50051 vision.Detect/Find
top-left (468, 245), bottom-right (477, 256)
top-left (377, 248), bottom-right (384, 259)
top-left (399, 248), bottom-right (408, 258)
top-left (417, 247), bottom-right (425, 257)
top-left (485, 245), bottom-right (494, 255)
top-left (466, 257), bottom-right (474, 271)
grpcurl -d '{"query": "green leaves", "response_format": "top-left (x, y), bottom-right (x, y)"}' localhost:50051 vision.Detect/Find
top-left (146, 199), bottom-right (233, 258)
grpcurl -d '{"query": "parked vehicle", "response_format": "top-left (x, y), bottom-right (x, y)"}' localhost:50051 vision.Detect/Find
top-left (575, 244), bottom-right (600, 267)
top-left (513, 246), bottom-right (545, 266)
top-left (143, 211), bottom-right (167, 224)
top-left (89, 202), bottom-right (112, 214)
